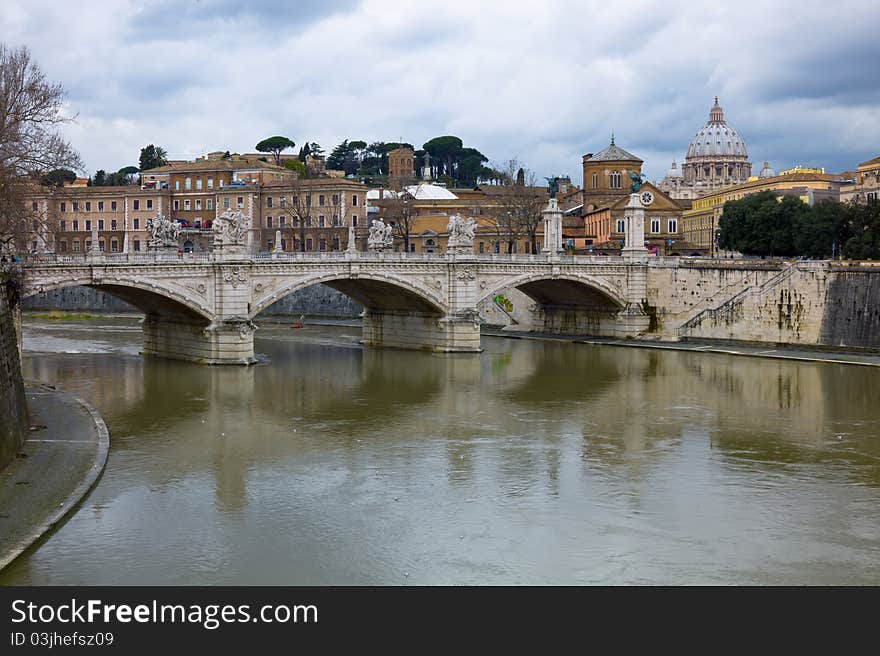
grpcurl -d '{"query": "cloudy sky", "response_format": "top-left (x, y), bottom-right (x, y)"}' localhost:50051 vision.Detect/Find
top-left (2, 0), bottom-right (879, 183)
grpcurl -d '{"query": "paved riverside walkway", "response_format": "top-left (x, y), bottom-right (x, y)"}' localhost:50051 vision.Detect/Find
top-left (0, 384), bottom-right (109, 571)
top-left (481, 328), bottom-right (880, 367)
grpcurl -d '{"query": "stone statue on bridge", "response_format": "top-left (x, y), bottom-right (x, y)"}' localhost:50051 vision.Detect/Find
top-left (368, 219), bottom-right (393, 251)
top-left (213, 209), bottom-right (248, 248)
top-left (146, 213), bottom-right (180, 249)
top-left (447, 214), bottom-right (477, 249)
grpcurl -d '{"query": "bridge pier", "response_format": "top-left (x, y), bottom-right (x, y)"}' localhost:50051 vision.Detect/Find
top-left (361, 310), bottom-right (481, 352)
top-left (142, 316), bottom-right (257, 365)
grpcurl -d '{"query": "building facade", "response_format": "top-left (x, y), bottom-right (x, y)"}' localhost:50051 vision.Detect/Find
top-left (839, 155), bottom-right (880, 205)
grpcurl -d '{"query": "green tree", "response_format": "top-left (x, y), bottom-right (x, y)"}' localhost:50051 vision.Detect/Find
top-left (326, 140), bottom-right (351, 170)
top-left (843, 202), bottom-right (880, 260)
top-left (138, 144), bottom-right (167, 171)
top-left (423, 136), bottom-right (463, 179)
top-left (795, 200), bottom-right (850, 258)
top-left (41, 168), bottom-right (77, 187)
top-left (283, 158), bottom-right (307, 177)
top-left (255, 136), bottom-right (296, 166)
top-left (718, 190), bottom-right (803, 256)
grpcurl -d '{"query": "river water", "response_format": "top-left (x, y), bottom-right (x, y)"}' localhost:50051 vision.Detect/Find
top-left (3, 316), bottom-right (880, 585)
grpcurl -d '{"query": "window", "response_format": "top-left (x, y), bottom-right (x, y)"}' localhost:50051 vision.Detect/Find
top-left (223, 198), bottom-right (230, 209)
top-left (146, 199), bottom-right (153, 210)
top-left (305, 217), bottom-right (311, 227)
top-left (352, 195), bottom-right (358, 206)
top-left (592, 172), bottom-right (598, 188)
top-left (410, 243), bottom-right (416, 252)
top-left (111, 239), bottom-right (119, 252)
top-left (280, 197), bottom-right (286, 208)
top-left (616, 219), bottom-right (626, 233)
top-left (133, 218), bottom-right (140, 230)
top-left (72, 202), bottom-right (79, 212)
top-left (319, 194), bottom-right (325, 206)
top-left (352, 215), bottom-right (358, 226)
top-left (333, 237), bottom-right (340, 250)
top-left (207, 177), bottom-right (214, 189)
top-left (174, 200), bottom-right (180, 210)
top-left (319, 239), bottom-right (327, 250)
top-left (206, 199), bottom-right (213, 210)
top-left (332, 194), bottom-right (338, 205)
top-left (668, 218), bottom-right (678, 234)
top-left (73, 220), bottom-right (79, 231)
top-left (98, 201), bottom-right (104, 212)
top-left (175, 180), bottom-right (180, 190)
top-left (267, 216), bottom-right (273, 228)
top-left (280, 216), bottom-right (286, 227)
top-left (72, 239), bottom-right (80, 252)
top-left (196, 178), bottom-right (202, 190)
top-left (267, 197), bottom-right (273, 208)
top-left (479, 241), bottom-right (485, 253)
top-left (610, 171), bottom-right (621, 189)
top-left (133, 200), bottom-right (140, 210)
top-left (650, 218), bottom-right (660, 234)
top-left (97, 219), bottom-right (104, 230)
top-left (184, 200), bottom-right (191, 210)
top-left (318, 215), bottom-right (325, 227)
top-left (60, 202), bottom-right (66, 212)
top-left (85, 220), bottom-right (91, 231)
top-left (332, 215), bottom-right (339, 227)
top-left (111, 220), bottom-right (117, 230)
top-left (237, 197), bottom-right (243, 209)
top-left (85, 201), bottom-right (91, 211)
top-left (133, 239), bottom-right (140, 252)
top-left (99, 240), bottom-right (105, 252)
top-left (60, 220), bottom-right (67, 231)
top-left (306, 238), bottom-right (313, 250)
top-left (59, 240), bottom-right (67, 253)
top-left (280, 239), bottom-right (286, 251)
top-left (111, 201), bottom-right (117, 211)
top-left (196, 199), bottom-right (202, 210)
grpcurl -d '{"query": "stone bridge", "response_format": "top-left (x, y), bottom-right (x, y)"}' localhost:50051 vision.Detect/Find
top-left (21, 250), bottom-right (652, 364)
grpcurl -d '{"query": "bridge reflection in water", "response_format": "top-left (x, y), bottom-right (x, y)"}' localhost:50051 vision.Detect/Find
top-left (6, 317), bottom-right (880, 585)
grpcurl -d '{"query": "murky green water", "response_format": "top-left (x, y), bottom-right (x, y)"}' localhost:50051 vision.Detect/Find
top-left (3, 317), bottom-right (880, 584)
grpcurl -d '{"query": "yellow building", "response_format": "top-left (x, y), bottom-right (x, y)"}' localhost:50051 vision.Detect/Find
top-left (681, 170), bottom-right (847, 255)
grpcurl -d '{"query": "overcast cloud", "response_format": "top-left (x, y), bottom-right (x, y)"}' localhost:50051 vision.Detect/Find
top-left (2, 0), bottom-right (878, 183)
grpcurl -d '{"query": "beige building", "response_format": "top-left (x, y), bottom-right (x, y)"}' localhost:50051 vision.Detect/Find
top-left (25, 156), bottom-right (372, 256)
top-left (839, 155), bottom-right (880, 205)
top-left (387, 146), bottom-right (415, 182)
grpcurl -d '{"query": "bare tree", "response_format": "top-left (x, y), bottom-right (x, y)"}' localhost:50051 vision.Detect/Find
top-left (486, 158), bottom-right (547, 253)
top-left (0, 44), bottom-right (82, 255)
top-left (381, 176), bottom-right (418, 252)
top-left (275, 176), bottom-right (317, 252)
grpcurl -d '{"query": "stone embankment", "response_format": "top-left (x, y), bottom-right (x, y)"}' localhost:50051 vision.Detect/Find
top-left (0, 280), bottom-right (28, 471)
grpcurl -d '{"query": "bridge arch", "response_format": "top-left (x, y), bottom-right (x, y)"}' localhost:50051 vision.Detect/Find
top-left (22, 276), bottom-right (215, 323)
top-left (475, 272), bottom-right (627, 311)
top-left (249, 271), bottom-right (448, 319)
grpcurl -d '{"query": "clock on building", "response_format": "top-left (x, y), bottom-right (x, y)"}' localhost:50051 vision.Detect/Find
top-left (640, 191), bottom-right (654, 206)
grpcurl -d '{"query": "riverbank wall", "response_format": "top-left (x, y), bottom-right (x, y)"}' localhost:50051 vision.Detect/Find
top-left (649, 261), bottom-right (880, 350)
top-left (0, 282), bottom-right (28, 471)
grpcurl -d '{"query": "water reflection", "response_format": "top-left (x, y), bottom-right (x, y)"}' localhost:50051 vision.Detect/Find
top-left (4, 318), bottom-right (880, 584)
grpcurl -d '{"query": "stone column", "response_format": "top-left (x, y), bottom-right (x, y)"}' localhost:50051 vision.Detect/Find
top-left (617, 193), bottom-right (650, 338)
top-left (541, 199), bottom-right (564, 254)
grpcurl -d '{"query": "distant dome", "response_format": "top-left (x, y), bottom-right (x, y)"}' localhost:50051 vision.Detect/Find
top-left (758, 161), bottom-right (774, 178)
top-left (685, 97), bottom-right (748, 159)
top-left (666, 159), bottom-right (682, 178)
